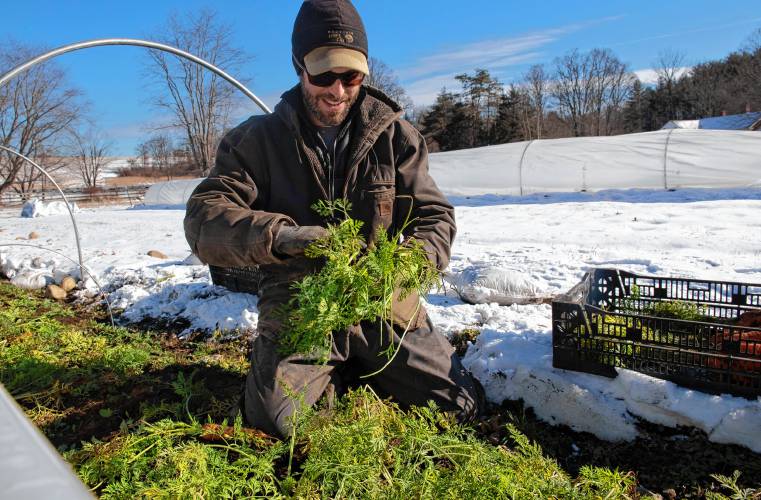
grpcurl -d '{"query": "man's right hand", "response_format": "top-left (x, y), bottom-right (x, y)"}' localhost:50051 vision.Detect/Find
top-left (273, 224), bottom-right (328, 257)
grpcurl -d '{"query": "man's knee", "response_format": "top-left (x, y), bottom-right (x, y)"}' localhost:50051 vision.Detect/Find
top-left (243, 335), bottom-right (337, 437)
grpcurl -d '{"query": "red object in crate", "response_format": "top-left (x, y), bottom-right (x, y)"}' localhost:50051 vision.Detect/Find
top-left (552, 268), bottom-right (761, 399)
top-left (708, 311), bottom-right (761, 381)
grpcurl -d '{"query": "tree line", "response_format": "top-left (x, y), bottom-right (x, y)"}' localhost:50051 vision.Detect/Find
top-left (415, 30), bottom-right (761, 152)
top-left (623, 43), bottom-right (761, 133)
top-left (2, 14), bottom-right (760, 196)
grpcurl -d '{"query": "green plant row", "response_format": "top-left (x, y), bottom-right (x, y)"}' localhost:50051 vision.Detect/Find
top-left (578, 284), bottom-right (718, 367)
top-left (0, 281), bottom-right (638, 499)
top-left (2, 280), bottom-right (757, 498)
top-left (68, 387), bottom-right (643, 499)
top-left (0, 280), bottom-right (247, 432)
top-left (619, 285), bottom-right (711, 322)
top-left (279, 199), bottom-right (439, 360)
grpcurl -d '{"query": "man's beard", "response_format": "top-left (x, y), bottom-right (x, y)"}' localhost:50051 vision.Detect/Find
top-left (301, 85), bottom-right (358, 127)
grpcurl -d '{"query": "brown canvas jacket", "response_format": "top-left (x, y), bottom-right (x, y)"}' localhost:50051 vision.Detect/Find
top-left (184, 84), bottom-right (455, 329)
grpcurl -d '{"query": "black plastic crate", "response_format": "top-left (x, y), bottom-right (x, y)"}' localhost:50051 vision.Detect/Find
top-left (208, 265), bottom-right (262, 294)
top-left (552, 268), bottom-right (761, 399)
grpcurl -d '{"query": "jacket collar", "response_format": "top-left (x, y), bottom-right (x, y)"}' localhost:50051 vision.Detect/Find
top-left (273, 84), bottom-right (404, 199)
top-left (274, 84), bottom-right (403, 149)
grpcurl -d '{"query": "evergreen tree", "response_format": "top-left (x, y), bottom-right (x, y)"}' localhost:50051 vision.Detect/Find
top-left (419, 90), bottom-right (470, 152)
top-left (454, 69), bottom-right (503, 147)
top-left (623, 79), bottom-right (646, 133)
top-left (494, 87), bottom-right (525, 143)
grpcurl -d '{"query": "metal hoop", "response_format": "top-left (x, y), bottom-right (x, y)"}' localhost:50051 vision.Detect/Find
top-left (0, 145), bottom-right (84, 274)
top-left (0, 38), bottom-right (271, 113)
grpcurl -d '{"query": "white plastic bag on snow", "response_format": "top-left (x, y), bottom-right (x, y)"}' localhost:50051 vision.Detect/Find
top-left (447, 265), bottom-right (547, 305)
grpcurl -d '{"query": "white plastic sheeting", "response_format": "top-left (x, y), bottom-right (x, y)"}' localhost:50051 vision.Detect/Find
top-left (0, 383), bottom-right (93, 499)
top-left (429, 129), bottom-right (761, 196)
top-left (141, 129), bottom-right (761, 206)
top-left (142, 178), bottom-right (203, 207)
top-left (445, 265), bottom-right (547, 305)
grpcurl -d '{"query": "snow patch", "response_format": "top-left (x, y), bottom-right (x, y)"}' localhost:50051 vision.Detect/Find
top-left (20, 199), bottom-right (79, 218)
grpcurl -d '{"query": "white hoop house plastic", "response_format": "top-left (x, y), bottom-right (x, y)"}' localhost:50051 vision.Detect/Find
top-left (429, 129), bottom-right (761, 197)
top-left (142, 129), bottom-right (761, 206)
top-left (143, 178), bottom-right (204, 206)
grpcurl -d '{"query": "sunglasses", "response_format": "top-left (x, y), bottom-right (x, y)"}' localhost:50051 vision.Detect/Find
top-left (307, 69), bottom-right (365, 88)
top-left (294, 56), bottom-right (365, 87)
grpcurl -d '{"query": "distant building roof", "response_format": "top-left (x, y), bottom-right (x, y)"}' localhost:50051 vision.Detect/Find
top-left (661, 111), bottom-right (761, 131)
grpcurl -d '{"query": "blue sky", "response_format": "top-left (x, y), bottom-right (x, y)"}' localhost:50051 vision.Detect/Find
top-left (2, 0), bottom-right (760, 154)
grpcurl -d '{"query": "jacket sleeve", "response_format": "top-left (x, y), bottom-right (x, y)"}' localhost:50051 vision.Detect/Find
top-left (183, 128), bottom-right (295, 267)
top-left (394, 120), bottom-right (456, 271)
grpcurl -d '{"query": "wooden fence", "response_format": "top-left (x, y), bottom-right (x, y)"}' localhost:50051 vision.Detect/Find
top-left (0, 185), bottom-right (149, 207)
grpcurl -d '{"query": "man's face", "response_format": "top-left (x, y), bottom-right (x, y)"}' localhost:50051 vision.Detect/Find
top-left (300, 67), bottom-right (361, 127)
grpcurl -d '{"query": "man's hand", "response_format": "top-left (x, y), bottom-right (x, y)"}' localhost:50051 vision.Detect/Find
top-left (273, 224), bottom-right (328, 257)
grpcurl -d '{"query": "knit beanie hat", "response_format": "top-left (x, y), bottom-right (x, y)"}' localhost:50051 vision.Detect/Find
top-left (292, 0), bottom-right (369, 75)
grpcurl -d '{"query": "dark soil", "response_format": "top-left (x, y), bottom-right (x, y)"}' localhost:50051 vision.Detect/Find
top-left (44, 361), bottom-right (245, 451)
top-left (476, 399), bottom-right (761, 498)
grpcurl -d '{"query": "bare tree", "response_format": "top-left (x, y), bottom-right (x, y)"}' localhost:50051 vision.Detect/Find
top-left (14, 148), bottom-right (62, 196)
top-left (600, 55), bottom-right (636, 135)
top-left (136, 141), bottom-right (150, 170)
top-left (0, 42), bottom-right (83, 196)
top-left (146, 133), bottom-right (174, 178)
top-left (145, 9), bottom-right (250, 176)
top-left (523, 64), bottom-right (549, 139)
top-left (654, 49), bottom-right (687, 121)
top-left (170, 146), bottom-right (193, 177)
top-left (655, 49), bottom-right (686, 87)
top-left (552, 50), bottom-right (590, 136)
top-left (552, 48), bottom-right (633, 136)
top-left (587, 49), bottom-right (633, 135)
top-left (72, 128), bottom-right (111, 188)
top-left (740, 29), bottom-right (761, 104)
top-left (742, 27), bottom-right (761, 53)
top-left (366, 57), bottom-right (413, 110)
top-left (510, 85), bottom-right (534, 141)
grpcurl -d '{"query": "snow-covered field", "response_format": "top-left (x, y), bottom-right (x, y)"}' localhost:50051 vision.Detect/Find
top-left (2, 186), bottom-right (761, 453)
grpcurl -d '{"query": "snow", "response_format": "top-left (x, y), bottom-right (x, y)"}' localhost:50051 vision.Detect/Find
top-left (20, 198), bottom-right (79, 218)
top-left (102, 157), bottom-right (134, 179)
top-left (2, 185), bottom-right (761, 453)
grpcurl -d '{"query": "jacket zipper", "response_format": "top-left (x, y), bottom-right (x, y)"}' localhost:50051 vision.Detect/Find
top-left (330, 139), bottom-right (337, 202)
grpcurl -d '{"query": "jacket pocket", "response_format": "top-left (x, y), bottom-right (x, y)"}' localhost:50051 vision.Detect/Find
top-left (362, 182), bottom-right (395, 238)
top-left (390, 289), bottom-right (428, 331)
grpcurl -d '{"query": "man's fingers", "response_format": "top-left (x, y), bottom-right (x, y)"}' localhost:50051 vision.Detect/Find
top-left (274, 224), bottom-right (328, 257)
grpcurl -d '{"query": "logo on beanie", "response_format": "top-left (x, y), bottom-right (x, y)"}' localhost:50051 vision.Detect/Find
top-left (328, 30), bottom-right (355, 45)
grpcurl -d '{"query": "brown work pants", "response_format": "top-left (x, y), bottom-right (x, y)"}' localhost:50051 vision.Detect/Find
top-left (243, 314), bottom-right (483, 438)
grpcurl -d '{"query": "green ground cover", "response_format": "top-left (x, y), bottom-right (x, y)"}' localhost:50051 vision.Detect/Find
top-left (1, 281), bottom-right (758, 499)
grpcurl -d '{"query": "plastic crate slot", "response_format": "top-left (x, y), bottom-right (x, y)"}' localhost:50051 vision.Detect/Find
top-left (688, 281), bottom-right (711, 292)
top-left (732, 293), bottom-right (747, 305)
top-left (552, 268), bottom-right (761, 399)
